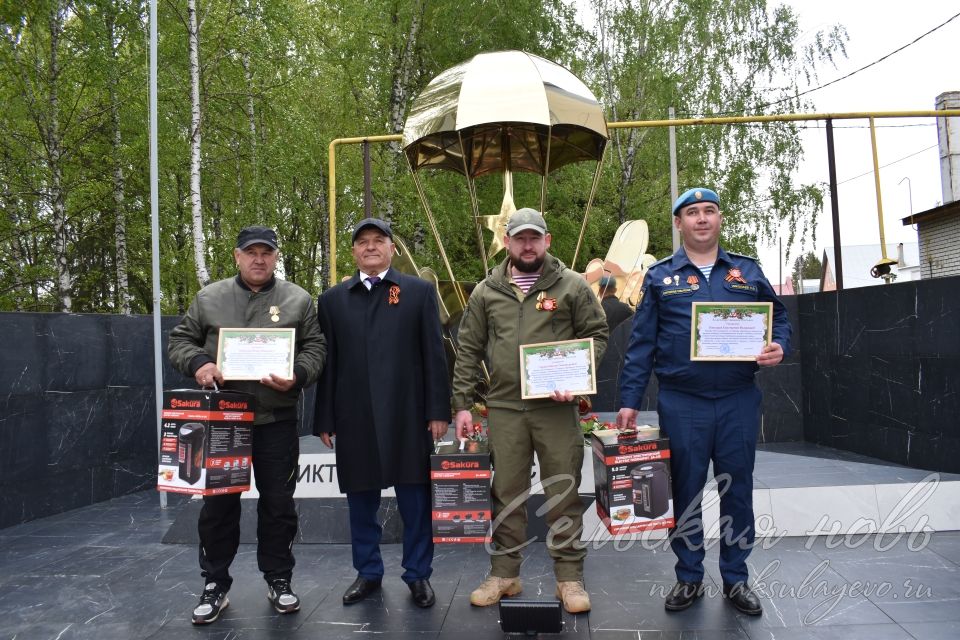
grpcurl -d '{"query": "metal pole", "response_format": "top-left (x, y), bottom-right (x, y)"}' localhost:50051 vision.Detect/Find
top-left (362, 141), bottom-right (372, 218)
top-left (825, 119), bottom-right (844, 291)
top-left (149, 0), bottom-right (165, 509)
top-left (327, 134), bottom-right (403, 285)
top-left (868, 117), bottom-right (890, 261)
top-left (328, 141), bottom-right (338, 286)
top-left (668, 107), bottom-right (679, 251)
top-left (608, 109), bottom-right (960, 130)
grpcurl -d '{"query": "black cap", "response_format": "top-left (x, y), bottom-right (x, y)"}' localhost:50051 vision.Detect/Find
top-left (236, 226), bottom-right (278, 250)
top-left (352, 217), bottom-right (393, 243)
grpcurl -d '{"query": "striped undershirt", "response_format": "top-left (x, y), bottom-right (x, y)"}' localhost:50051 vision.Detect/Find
top-left (512, 272), bottom-right (540, 294)
top-left (697, 264), bottom-right (714, 282)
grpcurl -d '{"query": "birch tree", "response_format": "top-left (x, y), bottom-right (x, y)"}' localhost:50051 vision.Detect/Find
top-left (103, 1), bottom-right (131, 313)
top-left (187, 0), bottom-right (210, 286)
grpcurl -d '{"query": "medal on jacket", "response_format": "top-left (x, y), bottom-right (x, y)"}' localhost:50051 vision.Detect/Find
top-left (269, 305), bottom-right (280, 322)
top-left (686, 274), bottom-right (700, 291)
top-left (536, 291), bottom-right (557, 311)
top-left (388, 285), bottom-right (400, 305)
top-left (725, 268), bottom-right (747, 284)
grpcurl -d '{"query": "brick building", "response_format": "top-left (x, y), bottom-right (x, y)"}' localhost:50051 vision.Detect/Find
top-left (901, 201), bottom-right (960, 279)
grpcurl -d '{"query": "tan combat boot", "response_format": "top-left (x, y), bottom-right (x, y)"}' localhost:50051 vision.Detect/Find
top-left (556, 580), bottom-right (591, 613)
top-left (469, 576), bottom-right (522, 606)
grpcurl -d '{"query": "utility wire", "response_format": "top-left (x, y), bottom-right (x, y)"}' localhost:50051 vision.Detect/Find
top-left (681, 10), bottom-right (960, 117)
top-left (836, 144), bottom-right (938, 186)
top-left (759, 10), bottom-right (960, 110)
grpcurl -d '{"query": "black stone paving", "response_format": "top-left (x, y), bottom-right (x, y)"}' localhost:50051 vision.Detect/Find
top-left (2, 489), bottom-right (959, 639)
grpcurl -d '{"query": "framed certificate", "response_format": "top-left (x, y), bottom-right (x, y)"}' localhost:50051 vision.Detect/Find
top-left (690, 302), bottom-right (773, 361)
top-left (519, 338), bottom-right (597, 399)
top-left (216, 328), bottom-right (296, 380)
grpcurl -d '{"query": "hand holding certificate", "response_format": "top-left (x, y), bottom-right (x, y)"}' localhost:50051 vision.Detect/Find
top-left (217, 328), bottom-right (296, 380)
top-left (520, 338), bottom-right (597, 399)
top-left (690, 302), bottom-right (773, 361)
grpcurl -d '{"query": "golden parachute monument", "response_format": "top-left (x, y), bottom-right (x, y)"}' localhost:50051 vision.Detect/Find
top-left (391, 51), bottom-right (654, 369)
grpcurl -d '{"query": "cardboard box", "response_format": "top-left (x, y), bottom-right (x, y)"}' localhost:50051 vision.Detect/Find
top-left (431, 440), bottom-right (491, 543)
top-left (157, 389), bottom-right (255, 496)
top-left (592, 432), bottom-right (674, 534)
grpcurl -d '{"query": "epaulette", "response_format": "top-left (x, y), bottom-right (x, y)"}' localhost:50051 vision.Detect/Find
top-left (648, 255), bottom-right (672, 269)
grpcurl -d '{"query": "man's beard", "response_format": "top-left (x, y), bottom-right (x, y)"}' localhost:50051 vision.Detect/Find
top-left (512, 255), bottom-right (544, 273)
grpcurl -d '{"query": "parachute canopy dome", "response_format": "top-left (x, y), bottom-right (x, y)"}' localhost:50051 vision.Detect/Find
top-left (403, 50), bottom-right (608, 178)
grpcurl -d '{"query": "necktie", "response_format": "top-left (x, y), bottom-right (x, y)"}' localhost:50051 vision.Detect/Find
top-left (366, 276), bottom-right (381, 288)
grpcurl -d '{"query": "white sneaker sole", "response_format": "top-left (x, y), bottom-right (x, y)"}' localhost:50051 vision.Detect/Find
top-left (192, 596), bottom-right (229, 624)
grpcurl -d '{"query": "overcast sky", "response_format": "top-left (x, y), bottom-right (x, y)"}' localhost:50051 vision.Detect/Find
top-left (575, 0), bottom-right (959, 282)
top-left (763, 0), bottom-right (958, 280)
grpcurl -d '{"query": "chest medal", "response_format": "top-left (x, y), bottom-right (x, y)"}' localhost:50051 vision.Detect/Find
top-left (725, 268), bottom-right (747, 284)
top-left (536, 291), bottom-right (558, 311)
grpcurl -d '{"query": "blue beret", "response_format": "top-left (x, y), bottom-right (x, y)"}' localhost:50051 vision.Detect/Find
top-left (672, 188), bottom-right (720, 215)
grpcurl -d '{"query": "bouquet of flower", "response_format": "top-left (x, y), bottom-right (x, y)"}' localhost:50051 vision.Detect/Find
top-left (579, 413), bottom-right (620, 444)
top-left (469, 402), bottom-right (489, 442)
top-left (579, 413), bottom-right (603, 436)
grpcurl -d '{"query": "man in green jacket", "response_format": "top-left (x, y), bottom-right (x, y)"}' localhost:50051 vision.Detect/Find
top-left (451, 208), bottom-right (607, 614)
top-left (168, 225), bottom-right (326, 625)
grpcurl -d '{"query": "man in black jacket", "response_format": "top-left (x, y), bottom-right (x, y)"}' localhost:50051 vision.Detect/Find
top-left (598, 275), bottom-right (633, 334)
top-left (313, 217), bottom-right (450, 608)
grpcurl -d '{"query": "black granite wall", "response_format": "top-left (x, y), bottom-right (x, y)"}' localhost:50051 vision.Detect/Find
top-left (3, 277), bottom-right (956, 529)
top-left (799, 276), bottom-right (960, 473)
top-left (594, 295), bottom-right (804, 443)
top-left (0, 313), bottom-right (191, 529)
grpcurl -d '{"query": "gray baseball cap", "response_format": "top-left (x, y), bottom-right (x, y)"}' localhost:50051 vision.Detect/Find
top-left (506, 208), bottom-right (548, 236)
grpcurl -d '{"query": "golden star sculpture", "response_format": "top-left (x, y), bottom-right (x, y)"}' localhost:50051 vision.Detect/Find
top-left (479, 171), bottom-right (516, 261)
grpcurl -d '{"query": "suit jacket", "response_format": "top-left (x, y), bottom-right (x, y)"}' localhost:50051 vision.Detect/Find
top-left (313, 267), bottom-right (450, 492)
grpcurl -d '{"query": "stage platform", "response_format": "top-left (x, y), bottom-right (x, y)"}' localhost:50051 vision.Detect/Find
top-left (2, 443), bottom-right (959, 639)
top-left (163, 434), bottom-right (960, 545)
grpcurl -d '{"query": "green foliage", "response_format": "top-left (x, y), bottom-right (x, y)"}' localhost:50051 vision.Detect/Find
top-left (791, 249), bottom-right (822, 292)
top-left (0, 0), bottom-right (846, 313)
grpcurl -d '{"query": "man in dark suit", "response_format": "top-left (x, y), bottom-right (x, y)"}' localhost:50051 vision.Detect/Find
top-left (313, 217), bottom-right (450, 609)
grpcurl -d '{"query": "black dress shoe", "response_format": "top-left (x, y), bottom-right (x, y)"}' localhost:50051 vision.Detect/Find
top-left (723, 582), bottom-right (762, 616)
top-left (342, 577), bottom-right (381, 605)
top-left (408, 579), bottom-right (436, 608)
top-left (664, 581), bottom-right (703, 611)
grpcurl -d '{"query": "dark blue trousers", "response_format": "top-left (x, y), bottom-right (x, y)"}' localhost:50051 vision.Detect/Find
top-left (346, 483), bottom-right (434, 584)
top-left (658, 385), bottom-right (760, 586)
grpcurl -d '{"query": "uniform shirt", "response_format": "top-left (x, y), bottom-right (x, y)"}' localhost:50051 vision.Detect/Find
top-left (620, 245), bottom-right (791, 406)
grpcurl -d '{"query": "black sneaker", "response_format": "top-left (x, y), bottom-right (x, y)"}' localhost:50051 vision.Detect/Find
top-left (192, 582), bottom-right (229, 625)
top-left (267, 578), bottom-right (301, 614)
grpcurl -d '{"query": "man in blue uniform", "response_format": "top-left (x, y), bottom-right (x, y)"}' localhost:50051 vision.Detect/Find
top-left (617, 188), bottom-right (790, 616)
